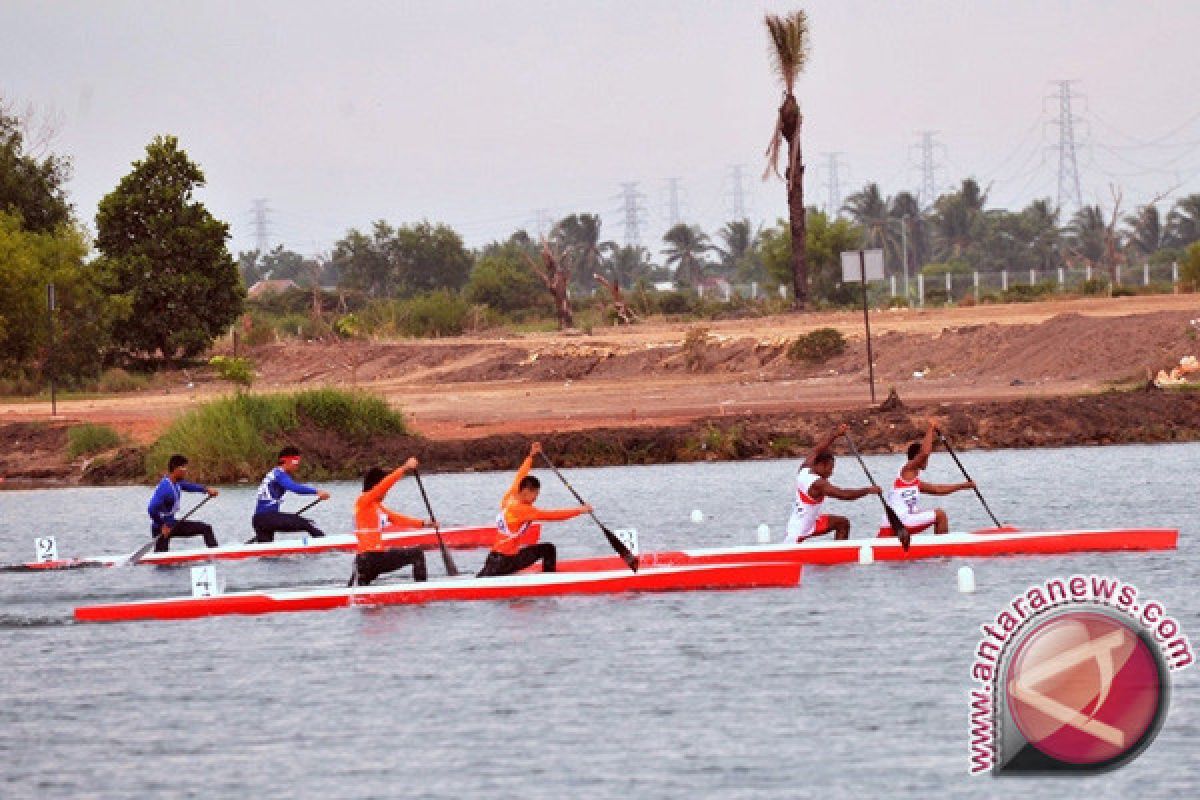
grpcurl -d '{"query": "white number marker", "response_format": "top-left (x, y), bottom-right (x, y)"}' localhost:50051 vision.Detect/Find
top-left (35, 537), bottom-right (58, 563)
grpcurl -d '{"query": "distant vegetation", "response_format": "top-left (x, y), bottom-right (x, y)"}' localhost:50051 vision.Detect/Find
top-left (67, 423), bottom-right (122, 459)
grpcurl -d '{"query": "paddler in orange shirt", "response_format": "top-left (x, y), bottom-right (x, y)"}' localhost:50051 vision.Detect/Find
top-left (349, 457), bottom-right (432, 586)
top-left (477, 441), bottom-right (592, 577)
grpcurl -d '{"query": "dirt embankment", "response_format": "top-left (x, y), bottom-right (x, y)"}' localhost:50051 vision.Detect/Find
top-left (6, 386), bottom-right (1198, 488)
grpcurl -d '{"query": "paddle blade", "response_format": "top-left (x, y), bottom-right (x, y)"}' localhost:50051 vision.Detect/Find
top-left (602, 527), bottom-right (639, 573)
top-left (884, 506), bottom-right (911, 552)
top-left (436, 536), bottom-right (460, 577)
top-left (127, 539), bottom-right (157, 565)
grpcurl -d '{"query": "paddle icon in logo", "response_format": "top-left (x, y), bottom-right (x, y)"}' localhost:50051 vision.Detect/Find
top-left (995, 607), bottom-right (1170, 773)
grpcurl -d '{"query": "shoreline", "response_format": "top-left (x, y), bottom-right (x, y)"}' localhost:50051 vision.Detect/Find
top-left (3, 385), bottom-right (1197, 489)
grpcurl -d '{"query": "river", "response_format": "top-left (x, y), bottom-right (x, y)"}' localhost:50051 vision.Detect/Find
top-left (1, 443), bottom-right (1196, 798)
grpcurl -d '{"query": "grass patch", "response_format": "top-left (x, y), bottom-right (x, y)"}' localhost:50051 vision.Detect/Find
top-left (146, 389), bottom-right (406, 482)
top-left (67, 423), bottom-right (122, 459)
top-left (787, 328), bottom-right (847, 363)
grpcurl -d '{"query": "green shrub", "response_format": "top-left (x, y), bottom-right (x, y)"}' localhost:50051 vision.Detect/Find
top-left (96, 367), bottom-right (150, 393)
top-left (293, 388), bottom-right (406, 441)
top-left (396, 290), bottom-right (468, 337)
top-left (1080, 278), bottom-right (1110, 296)
top-left (1111, 285), bottom-right (1138, 298)
top-left (242, 312), bottom-right (276, 346)
top-left (682, 326), bottom-right (711, 371)
top-left (67, 423), bottom-right (122, 459)
top-left (1180, 242), bottom-right (1200, 292)
top-left (997, 281), bottom-right (1057, 303)
top-left (787, 327), bottom-right (847, 363)
top-left (209, 355), bottom-right (255, 387)
top-left (274, 312), bottom-right (331, 340)
top-left (657, 291), bottom-right (694, 315)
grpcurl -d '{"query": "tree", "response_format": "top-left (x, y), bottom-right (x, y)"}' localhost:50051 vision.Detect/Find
top-left (333, 221), bottom-right (397, 297)
top-left (465, 238), bottom-right (552, 315)
top-left (0, 105), bottom-right (72, 233)
top-left (1166, 194), bottom-right (1200, 248)
top-left (239, 246), bottom-right (323, 287)
top-left (714, 219), bottom-right (763, 281)
top-left (551, 213), bottom-right (603, 289)
top-left (394, 220), bottom-right (472, 295)
top-left (661, 223), bottom-right (712, 287)
top-left (761, 210), bottom-right (862, 306)
top-left (525, 239), bottom-right (574, 329)
top-left (1066, 205), bottom-right (1108, 267)
top-left (0, 212), bottom-right (127, 381)
top-left (930, 179), bottom-right (988, 261)
top-left (598, 242), bottom-right (654, 288)
top-left (888, 191), bottom-right (928, 279)
top-left (762, 10), bottom-right (812, 309)
top-left (95, 135), bottom-right (243, 361)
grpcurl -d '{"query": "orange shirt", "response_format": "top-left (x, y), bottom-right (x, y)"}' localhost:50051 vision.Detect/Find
top-left (353, 466), bottom-right (423, 552)
top-left (492, 455), bottom-right (583, 556)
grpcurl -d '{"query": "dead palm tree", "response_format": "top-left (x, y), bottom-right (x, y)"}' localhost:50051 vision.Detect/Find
top-left (762, 10), bottom-right (811, 309)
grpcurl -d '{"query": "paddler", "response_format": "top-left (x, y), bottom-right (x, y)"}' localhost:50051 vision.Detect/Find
top-left (349, 458), bottom-right (431, 586)
top-left (477, 441), bottom-right (591, 577)
top-left (783, 423), bottom-right (880, 543)
top-left (251, 446), bottom-right (330, 543)
top-left (147, 454), bottom-right (219, 552)
top-left (881, 419), bottom-right (975, 536)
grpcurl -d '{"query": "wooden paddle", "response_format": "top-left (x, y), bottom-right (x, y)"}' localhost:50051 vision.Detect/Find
top-left (843, 431), bottom-right (911, 551)
top-left (538, 452), bottom-right (639, 572)
top-left (129, 495), bottom-right (213, 564)
top-left (412, 469), bottom-right (459, 577)
top-left (935, 430), bottom-right (1004, 529)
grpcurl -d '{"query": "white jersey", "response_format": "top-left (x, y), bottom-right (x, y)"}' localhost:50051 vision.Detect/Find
top-left (785, 467), bottom-right (825, 541)
top-left (882, 469), bottom-right (937, 532)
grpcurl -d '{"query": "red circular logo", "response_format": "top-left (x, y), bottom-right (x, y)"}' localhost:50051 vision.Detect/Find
top-left (1005, 610), bottom-right (1166, 767)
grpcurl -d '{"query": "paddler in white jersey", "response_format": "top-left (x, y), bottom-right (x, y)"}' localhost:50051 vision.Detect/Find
top-left (881, 419), bottom-right (975, 537)
top-left (784, 423), bottom-right (880, 543)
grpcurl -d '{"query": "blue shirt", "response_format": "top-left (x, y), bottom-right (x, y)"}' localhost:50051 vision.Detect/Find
top-left (147, 476), bottom-right (206, 530)
top-left (254, 467), bottom-right (317, 516)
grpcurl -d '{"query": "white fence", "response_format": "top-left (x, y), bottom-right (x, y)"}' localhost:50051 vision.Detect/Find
top-left (892, 262), bottom-right (1180, 307)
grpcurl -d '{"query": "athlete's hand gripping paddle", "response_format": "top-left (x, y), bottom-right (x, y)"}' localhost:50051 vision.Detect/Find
top-left (412, 469), bottom-right (459, 577)
top-left (129, 495), bottom-right (213, 564)
top-left (538, 452), bottom-right (639, 572)
top-left (935, 429), bottom-right (1005, 529)
top-left (843, 431), bottom-right (911, 551)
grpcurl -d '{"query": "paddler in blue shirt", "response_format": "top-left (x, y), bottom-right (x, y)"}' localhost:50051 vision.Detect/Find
top-left (250, 446), bottom-right (330, 543)
top-left (147, 454), bottom-right (219, 552)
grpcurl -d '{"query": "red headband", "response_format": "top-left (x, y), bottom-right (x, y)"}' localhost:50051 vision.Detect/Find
top-left (281, 456), bottom-right (301, 466)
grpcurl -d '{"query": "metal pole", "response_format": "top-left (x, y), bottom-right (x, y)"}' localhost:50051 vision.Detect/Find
top-left (47, 283), bottom-right (56, 416)
top-left (859, 251), bottom-right (876, 404)
top-left (900, 216), bottom-right (910, 300)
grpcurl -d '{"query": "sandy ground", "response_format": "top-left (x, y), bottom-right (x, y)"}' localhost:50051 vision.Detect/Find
top-left (2, 293), bottom-right (1197, 445)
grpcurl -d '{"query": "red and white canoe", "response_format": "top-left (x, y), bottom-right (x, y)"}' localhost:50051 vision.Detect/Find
top-left (3, 523), bottom-right (515, 572)
top-left (554, 527), bottom-right (1179, 572)
top-left (73, 561), bottom-right (803, 623)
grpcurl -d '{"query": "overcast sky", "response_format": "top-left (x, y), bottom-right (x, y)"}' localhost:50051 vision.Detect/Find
top-left (4, 0), bottom-right (1199, 257)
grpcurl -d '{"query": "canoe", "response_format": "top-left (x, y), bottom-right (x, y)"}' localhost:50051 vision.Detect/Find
top-left (2, 523), bottom-right (516, 572)
top-left (73, 561), bottom-right (803, 623)
top-left (554, 527), bottom-right (1179, 571)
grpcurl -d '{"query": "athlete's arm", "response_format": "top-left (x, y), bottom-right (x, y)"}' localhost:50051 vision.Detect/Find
top-left (818, 481), bottom-right (881, 501)
top-left (380, 505), bottom-right (426, 529)
top-left (803, 423), bottom-right (848, 469)
top-left (501, 443), bottom-right (541, 507)
top-left (917, 480), bottom-right (975, 496)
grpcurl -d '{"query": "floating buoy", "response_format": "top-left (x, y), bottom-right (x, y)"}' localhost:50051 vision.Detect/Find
top-left (756, 524), bottom-right (771, 543)
top-left (957, 565), bottom-right (976, 593)
top-left (690, 509), bottom-right (705, 524)
top-left (858, 545), bottom-right (874, 565)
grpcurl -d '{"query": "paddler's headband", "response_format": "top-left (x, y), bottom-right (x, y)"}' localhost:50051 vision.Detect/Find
top-left (281, 456), bottom-right (302, 466)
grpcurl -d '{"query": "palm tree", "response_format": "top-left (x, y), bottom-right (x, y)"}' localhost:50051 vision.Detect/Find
top-left (889, 191), bottom-right (927, 278)
top-left (714, 219), bottom-right (762, 279)
top-left (599, 241), bottom-right (653, 288)
top-left (1021, 199), bottom-right (1062, 271)
top-left (1166, 194), bottom-right (1200, 247)
top-left (929, 179), bottom-right (988, 260)
top-left (551, 213), bottom-right (603, 288)
top-left (1123, 205), bottom-right (1164, 259)
top-left (762, 10), bottom-right (811, 309)
top-left (841, 183), bottom-right (889, 248)
top-left (661, 223), bottom-right (711, 287)
top-left (1067, 206), bottom-right (1108, 267)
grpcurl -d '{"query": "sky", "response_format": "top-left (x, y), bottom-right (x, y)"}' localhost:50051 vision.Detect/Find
top-left (3, 0), bottom-right (1199, 258)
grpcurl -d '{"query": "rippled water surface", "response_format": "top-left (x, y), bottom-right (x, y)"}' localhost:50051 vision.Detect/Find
top-left (1, 443), bottom-right (1196, 798)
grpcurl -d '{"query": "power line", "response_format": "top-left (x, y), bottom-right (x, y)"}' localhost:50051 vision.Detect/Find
top-left (1047, 80), bottom-right (1085, 213)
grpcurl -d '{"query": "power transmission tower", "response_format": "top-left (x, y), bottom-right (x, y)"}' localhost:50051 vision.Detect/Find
top-left (821, 152), bottom-right (848, 216)
top-left (251, 198), bottom-right (273, 254)
top-left (911, 132), bottom-right (945, 208)
top-left (664, 177), bottom-right (685, 228)
top-left (617, 182), bottom-right (647, 248)
top-left (724, 164), bottom-right (750, 220)
top-left (532, 208), bottom-right (553, 238)
top-left (1048, 80), bottom-right (1085, 213)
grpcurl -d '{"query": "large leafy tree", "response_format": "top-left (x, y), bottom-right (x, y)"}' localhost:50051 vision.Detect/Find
top-left (930, 178), bottom-right (988, 261)
top-left (465, 236), bottom-right (551, 315)
top-left (334, 221), bottom-right (396, 297)
top-left (762, 10), bottom-right (811, 309)
top-left (598, 241), bottom-right (655, 288)
top-left (761, 210), bottom-right (862, 306)
top-left (1066, 205), bottom-right (1108, 267)
top-left (95, 135), bottom-right (243, 361)
top-left (1123, 205), bottom-right (1164, 260)
top-left (0, 106), bottom-right (72, 233)
top-left (661, 223), bottom-right (712, 287)
top-left (714, 218), bottom-right (763, 281)
top-left (551, 213), bottom-right (603, 289)
top-left (394, 220), bottom-right (472, 294)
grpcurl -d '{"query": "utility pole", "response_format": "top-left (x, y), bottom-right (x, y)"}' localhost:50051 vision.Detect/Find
top-left (821, 152), bottom-right (847, 216)
top-left (46, 283), bottom-right (56, 416)
top-left (618, 182), bottom-right (647, 248)
top-left (251, 198), bottom-right (273, 254)
top-left (1048, 80), bottom-right (1085, 213)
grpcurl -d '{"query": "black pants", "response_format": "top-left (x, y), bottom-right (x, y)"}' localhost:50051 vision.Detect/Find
top-left (251, 511), bottom-right (325, 543)
top-left (476, 543), bottom-right (557, 577)
top-left (352, 547), bottom-right (428, 586)
top-left (153, 520), bottom-right (218, 552)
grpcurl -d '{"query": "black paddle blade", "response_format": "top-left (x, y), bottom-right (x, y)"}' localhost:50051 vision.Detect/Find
top-left (602, 526), bottom-right (639, 573)
top-left (884, 506), bottom-right (911, 552)
top-left (128, 539), bottom-right (159, 564)
top-left (1, 560), bottom-right (104, 572)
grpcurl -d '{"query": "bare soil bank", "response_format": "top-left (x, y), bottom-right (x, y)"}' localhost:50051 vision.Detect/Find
top-left (3, 386), bottom-right (1196, 488)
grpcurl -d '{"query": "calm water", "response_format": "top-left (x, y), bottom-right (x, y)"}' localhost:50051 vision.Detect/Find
top-left (1, 443), bottom-right (1196, 799)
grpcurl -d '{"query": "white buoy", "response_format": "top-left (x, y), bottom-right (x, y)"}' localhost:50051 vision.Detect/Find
top-left (690, 509), bottom-right (705, 524)
top-left (858, 544), bottom-right (874, 565)
top-left (957, 565), bottom-right (976, 593)
top-left (756, 524), bottom-right (771, 544)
